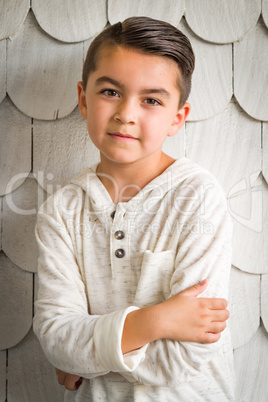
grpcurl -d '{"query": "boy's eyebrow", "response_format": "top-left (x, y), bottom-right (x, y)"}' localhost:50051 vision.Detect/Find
top-left (95, 76), bottom-right (171, 98)
top-left (95, 76), bottom-right (125, 89)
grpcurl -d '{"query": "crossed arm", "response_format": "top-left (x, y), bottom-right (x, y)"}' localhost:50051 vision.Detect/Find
top-left (56, 278), bottom-right (229, 391)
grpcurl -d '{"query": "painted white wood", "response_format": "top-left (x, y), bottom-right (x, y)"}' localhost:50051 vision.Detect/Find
top-left (0, 197), bottom-right (2, 250)
top-left (185, 100), bottom-right (262, 194)
top-left (108, 0), bottom-right (185, 26)
top-left (229, 266), bottom-right (260, 350)
top-left (7, 11), bottom-right (83, 120)
top-left (8, 330), bottom-right (65, 402)
top-left (178, 19), bottom-right (232, 121)
top-left (234, 323), bottom-right (268, 402)
top-left (0, 253), bottom-right (33, 350)
top-left (0, 350), bottom-right (6, 402)
top-left (262, 0), bottom-right (268, 29)
top-left (231, 176), bottom-right (268, 274)
top-left (0, 0), bottom-right (29, 40)
top-left (0, 39), bottom-right (6, 104)
top-left (162, 126), bottom-right (185, 159)
top-left (185, 0), bottom-right (261, 44)
top-left (234, 19), bottom-right (268, 122)
top-left (261, 274), bottom-right (268, 332)
top-left (263, 123), bottom-right (268, 184)
top-left (0, 97), bottom-right (31, 196)
top-left (32, 0), bottom-right (107, 43)
top-left (33, 107), bottom-right (100, 195)
top-left (2, 177), bottom-right (47, 273)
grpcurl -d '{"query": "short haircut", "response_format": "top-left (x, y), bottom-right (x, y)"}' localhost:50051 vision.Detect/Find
top-left (82, 16), bottom-right (195, 109)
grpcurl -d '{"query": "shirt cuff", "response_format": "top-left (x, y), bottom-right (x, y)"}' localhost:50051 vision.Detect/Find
top-left (94, 306), bottom-right (148, 373)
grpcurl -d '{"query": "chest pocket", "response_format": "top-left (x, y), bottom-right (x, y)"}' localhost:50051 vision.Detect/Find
top-left (134, 250), bottom-right (175, 307)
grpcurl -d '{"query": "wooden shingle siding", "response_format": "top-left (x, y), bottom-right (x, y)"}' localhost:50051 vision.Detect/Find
top-left (180, 19), bottom-right (233, 121)
top-left (261, 274), bottom-right (268, 331)
top-left (8, 330), bottom-right (65, 402)
top-left (0, 253), bottom-right (32, 350)
top-left (233, 323), bottom-right (268, 402)
top-left (229, 266), bottom-right (260, 349)
top-left (0, 40), bottom-right (6, 104)
top-left (231, 180), bottom-right (267, 274)
top-left (33, 107), bottom-right (99, 194)
top-left (0, 98), bottom-right (31, 196)
top-left (234, 18), bottom-right (268, 121)
top-left (7, 12), bottom-right (83, 120)
top-left (32, 0), bottom-right (107, 43)
top-left (0, 350), bottom-right (5, 402)
top-left (263, 123), bottom-right (268, 183)
top-left (0, 1), bottom-right (267, 400)
top-left (185, 0), bottom-right (261, 44)
top-left (2, 178), bottom-right (44, 273)
top-left (185, 101), bottom-right (262, 193)
top-left (0, 0), bottom-right (30, 40)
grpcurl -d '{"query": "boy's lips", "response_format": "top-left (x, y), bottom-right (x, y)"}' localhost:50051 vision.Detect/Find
top-left (108, 132), bottom-right (138, 141)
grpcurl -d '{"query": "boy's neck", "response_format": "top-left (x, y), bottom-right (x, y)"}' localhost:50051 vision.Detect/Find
top-left (96, 152), bottom-right (175, 204)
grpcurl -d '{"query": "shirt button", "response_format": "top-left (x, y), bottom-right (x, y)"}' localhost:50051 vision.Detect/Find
top-left (110, 211), bottom-right (116, 219)
top-left (115, 249), bottom-right (125, 258)
top-left (114, 230), bottom-right (125, 240)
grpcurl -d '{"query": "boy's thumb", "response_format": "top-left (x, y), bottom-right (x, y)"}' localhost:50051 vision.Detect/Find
top-left (180, 279), bottom-right (208, 297)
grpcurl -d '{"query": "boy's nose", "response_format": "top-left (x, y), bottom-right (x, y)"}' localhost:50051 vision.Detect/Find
top-left (114, 100), bottom-right (137, 125)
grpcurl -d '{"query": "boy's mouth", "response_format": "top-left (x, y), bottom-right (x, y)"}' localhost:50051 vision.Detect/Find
top-left (108, 132), bottom-right (138, 141)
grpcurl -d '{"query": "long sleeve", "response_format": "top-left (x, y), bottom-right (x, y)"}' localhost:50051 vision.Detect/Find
top-left (33, 200), bottom-right (145, 378)
top-left (119, 175), bottom-right (233, 387)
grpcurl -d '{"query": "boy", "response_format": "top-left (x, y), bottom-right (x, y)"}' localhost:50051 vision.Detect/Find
top-left (33, 17), bottom-right (234, 401)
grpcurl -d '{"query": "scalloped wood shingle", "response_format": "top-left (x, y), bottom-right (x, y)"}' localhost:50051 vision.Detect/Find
top-left (234, 18), bottom-right (268, 122)
top-left (7, 11), bottom-right (83, 120)
top-left (32, 0), bottom-right (107, 43)
top-left (231, 176), bottom-right (267, 274)
top-left (0, 196), bottom-right (2, 250)
top-left (263, 123), bottom-right (268, 184)
top-left (261, 274), bottom-right (268, 332)
top-left (2, 178), bottom-right (46, 273)
top-left (0, 0), bottom-right (30, 40)
top-left (179, 20), bottom-right (232, 121)
top-left (0, 350), bottom-right (5, 402)
top-left (185, 101), bottom-right (262, 193)
top-left (0, 253), bottom-right (32, 350)
top-left (234, 323), bottom-right (268, 402)
top-left (185, 0), bottom-right (261, 44)
top-left (33, 107), bottom-right (100, 194)
top-left (0, 97), bottom-right (31, 196)
top-left (108, 0), bottom-right (185, 26)
top-left (263, 0), bottom-right (268, 29)
top-left (162, 126), bottom-right (185, 160)
top-left (0, 39), bottom-right (6, 104)
top-left (8, 330), bottom-right (65, 402)
top-left (229, 266), bottom-right (260, 349)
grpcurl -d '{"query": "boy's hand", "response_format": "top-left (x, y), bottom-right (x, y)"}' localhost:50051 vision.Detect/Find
top-left (159, 279), bottom-right (229, 344)
top-left (56, 368), bottom-right (82, 391)
top-left (122, 279), bottom-right (229, 354)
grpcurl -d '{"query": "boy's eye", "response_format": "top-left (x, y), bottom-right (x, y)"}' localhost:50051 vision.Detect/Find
top-left (144, 98), bottom-right (161, 106)
top-left (101, 89), bottom-right (119, 97)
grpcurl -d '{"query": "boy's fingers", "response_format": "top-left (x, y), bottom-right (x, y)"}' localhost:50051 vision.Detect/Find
top-left (65, 375), bottom-right (82, 391)
top-left (180, 279), bottom-right (208, 297)
top-left (208, 298), bottom-right (228, 310)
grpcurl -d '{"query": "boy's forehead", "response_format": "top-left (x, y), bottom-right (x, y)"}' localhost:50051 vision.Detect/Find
top-left (93, 44), bottom-right (181, 87)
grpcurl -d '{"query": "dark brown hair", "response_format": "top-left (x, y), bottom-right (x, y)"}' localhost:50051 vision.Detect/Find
top-left (82, 17), bottom-right (195, 108)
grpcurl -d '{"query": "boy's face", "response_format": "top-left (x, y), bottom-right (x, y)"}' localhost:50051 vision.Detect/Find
top-left (78, 45), bottom-right (190, 166)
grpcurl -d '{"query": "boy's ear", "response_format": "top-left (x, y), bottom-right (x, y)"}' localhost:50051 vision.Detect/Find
top-left (77, 81), bottom-right (88, 120)
top-left (168, 103), bottom-right (191, 137)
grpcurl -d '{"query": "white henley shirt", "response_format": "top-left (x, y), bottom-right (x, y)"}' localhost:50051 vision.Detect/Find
top-left (33, 157), bottom-right (235, 401)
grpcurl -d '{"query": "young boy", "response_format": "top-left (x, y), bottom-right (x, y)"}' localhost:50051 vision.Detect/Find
top-left (33, 17), bottom-right (234, 401)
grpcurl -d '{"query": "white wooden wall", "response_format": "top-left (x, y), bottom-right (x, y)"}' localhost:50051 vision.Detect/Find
top-left (0, 1), bottom-right (267, 401)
